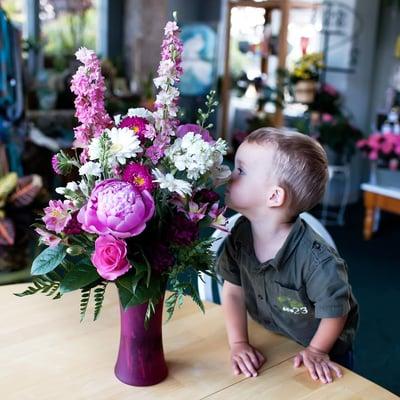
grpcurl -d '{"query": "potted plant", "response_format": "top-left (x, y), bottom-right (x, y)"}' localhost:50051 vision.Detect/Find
top-left (290, 52), bottom-right (324, 104)
top-left (357, 132), bottom-right (400, 189)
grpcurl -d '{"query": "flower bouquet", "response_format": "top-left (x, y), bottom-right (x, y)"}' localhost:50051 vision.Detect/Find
top-left (16, 17), bottom-right (230, 386)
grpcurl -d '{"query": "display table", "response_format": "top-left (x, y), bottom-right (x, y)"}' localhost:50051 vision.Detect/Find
top-left (0, 283), bottom-right (397, 399)
top-left (361, 183), bottom-right (400, 240)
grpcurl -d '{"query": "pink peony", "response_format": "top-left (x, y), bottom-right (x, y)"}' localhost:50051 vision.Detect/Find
top-left (91, 235), bottom-right (132, 280)
top-left (77, 179), bottom-right (155, 238)
top-left (122, 163), bottom-right (153, 192)
top-left (43, 200), bottom-right (75, 233)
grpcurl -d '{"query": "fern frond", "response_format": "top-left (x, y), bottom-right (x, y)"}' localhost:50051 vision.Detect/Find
top-left (93, 282), bottom-right (107, 321)
top-left (80, 287), bottom-right (91, 322)
top-left (14, 276), bottom-right (61, 299)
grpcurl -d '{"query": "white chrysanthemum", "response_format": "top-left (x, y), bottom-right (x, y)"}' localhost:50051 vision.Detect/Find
top-left (126, 107), bottom-right (154, 122)
top-left (153, 168), bottom-right (192, 197)
top-left (79, 161), bottom-right (102, 176)
top-left (107, 127), bottom-right (142, 165)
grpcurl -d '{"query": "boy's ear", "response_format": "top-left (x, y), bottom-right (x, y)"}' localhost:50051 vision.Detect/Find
top-left (267, 185), bottom-right (286, 208)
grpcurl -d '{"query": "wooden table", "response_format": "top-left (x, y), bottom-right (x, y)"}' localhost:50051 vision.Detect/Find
top-left (361, 183), bottom-right (400, 240)
top-left (0, 283), bottom-right (397, 399)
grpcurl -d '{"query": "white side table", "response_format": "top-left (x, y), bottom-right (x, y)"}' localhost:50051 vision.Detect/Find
top-left (321, 165), bottom-right (351, 226)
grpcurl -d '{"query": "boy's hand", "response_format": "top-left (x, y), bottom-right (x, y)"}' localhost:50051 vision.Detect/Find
top-left (230, 341), bottom-right (265, 378)
top-left (293, 346), bottom-right (343, 384)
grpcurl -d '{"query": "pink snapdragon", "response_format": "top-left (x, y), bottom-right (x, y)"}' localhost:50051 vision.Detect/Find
top-left (70, 48), bottom-right (112, 147)
top-left (148, 20), bottom-right (184, 163)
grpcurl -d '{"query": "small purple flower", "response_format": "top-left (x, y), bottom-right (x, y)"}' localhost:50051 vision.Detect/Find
top-left (122, 163), bottom-right (154, 192)
top-left (119, 116), bottom-right (148, 139)
top-left (63, 211), bottom-right (82, 235)
top-left (167, 213), bottom-right (199, 245)
top-left (176, 124), bottom-right (214, 143)
top-left (193, 189), bottom-right (220, 204)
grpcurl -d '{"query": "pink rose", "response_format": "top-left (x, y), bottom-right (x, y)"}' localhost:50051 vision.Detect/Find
top-left (91, 235), bottom-right (132, 280)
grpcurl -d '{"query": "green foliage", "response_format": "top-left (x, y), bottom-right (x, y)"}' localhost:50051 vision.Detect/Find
top-left (80, 287), bottom-right (91, 322)
top-left (59, 262), bottom-right (101, 294)
top-left (31, 245), bottom-right (67, 276)
top-left (196, 90), bottom-right (218, 130)
top-left (94, 283), bottom-right (108, 321)
top-left (14, 275), bottom-right (62, 300)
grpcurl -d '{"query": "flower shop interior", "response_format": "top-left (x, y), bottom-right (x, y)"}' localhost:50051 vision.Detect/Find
top-left (1, 0), bottom-right (400, 397)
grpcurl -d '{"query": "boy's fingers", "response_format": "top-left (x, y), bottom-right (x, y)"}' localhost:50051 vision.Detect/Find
top-left (321, 362), bottom-right (332, 383)
top-left (255, 350), bottom-right (265, 365)
top-left (236, 357), bottom-right (253, 378)
top-left (303, 357), bottom-right (318, 381)
top-left (293, 354), bottom-right (303, 368)
top-left (314, 362), bottom-right (327, 384)
top-left (247, 351), bottom-right (260, 368)
top-left (328, 362), bottom-right (343, 378)
top-left (231, 360), bottom-right (241, 376)
top-left (242, 354), bottom-right (258, 377)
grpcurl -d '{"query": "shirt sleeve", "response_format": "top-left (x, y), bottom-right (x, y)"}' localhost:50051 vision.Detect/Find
top-left (216, 229), bottom-right (242, 286)
top-left (306, 257), bottom-right (351, 319)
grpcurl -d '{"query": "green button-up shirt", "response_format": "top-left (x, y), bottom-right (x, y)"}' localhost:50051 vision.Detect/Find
top-left (216, 216), bottom-right (359, 356)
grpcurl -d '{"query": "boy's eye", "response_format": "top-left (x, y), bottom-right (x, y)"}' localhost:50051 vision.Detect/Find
top-left (237, 167), bottom-right (244, 175)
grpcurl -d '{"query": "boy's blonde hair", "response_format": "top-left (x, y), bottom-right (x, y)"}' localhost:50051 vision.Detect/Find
top-left (245, 127), bottom-right (328, 216)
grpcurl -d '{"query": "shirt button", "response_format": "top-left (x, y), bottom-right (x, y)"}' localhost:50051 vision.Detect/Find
top-left (258, 294), bottom-right (263, 300)
top-left (314, 242), bottom-right (321, 249)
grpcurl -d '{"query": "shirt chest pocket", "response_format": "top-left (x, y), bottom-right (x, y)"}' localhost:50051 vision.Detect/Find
top-left (270, 282), bottom-right (313, 318)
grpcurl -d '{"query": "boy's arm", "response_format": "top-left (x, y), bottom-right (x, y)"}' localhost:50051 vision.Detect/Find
top-left (294, 315), bottom-right (347, 384)
top-left (309, 315), bottom-right (348, 353)
top-left (222, 281), bottom-right (265, 377)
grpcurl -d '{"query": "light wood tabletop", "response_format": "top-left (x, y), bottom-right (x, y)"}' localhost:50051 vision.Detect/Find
top-left (0, 283), bottom-right (397, 400)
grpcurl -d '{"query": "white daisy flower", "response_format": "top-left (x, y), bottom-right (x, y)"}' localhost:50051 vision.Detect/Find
top-left (153, 168), bottom-right (192, 197)
top-left (107, 127), bottom-right (142, 165)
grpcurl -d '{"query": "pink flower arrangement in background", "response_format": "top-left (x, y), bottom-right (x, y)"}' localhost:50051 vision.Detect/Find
top-left (21, 17), bottom-right (230, 325)
top-left (357, 132), bottom-right (400, 170)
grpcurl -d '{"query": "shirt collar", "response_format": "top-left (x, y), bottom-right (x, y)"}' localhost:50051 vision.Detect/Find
top-left (267, 216), bottom-right (305, 271)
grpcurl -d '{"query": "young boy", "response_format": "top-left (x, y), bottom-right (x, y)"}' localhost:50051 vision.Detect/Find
top-left (217, 128), bottom-right (359, 384)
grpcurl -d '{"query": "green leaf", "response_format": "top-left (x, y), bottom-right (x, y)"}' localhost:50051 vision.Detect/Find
top-left (14, 276), bottom-right (62, 300)
top-left (31, 245), bottom-right (67, 276)
top-left (59, 263), bottom-right (100, 294)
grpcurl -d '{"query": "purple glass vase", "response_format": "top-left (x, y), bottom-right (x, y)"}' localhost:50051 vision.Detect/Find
top-left (114, 294), bottom-right (168, 386)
